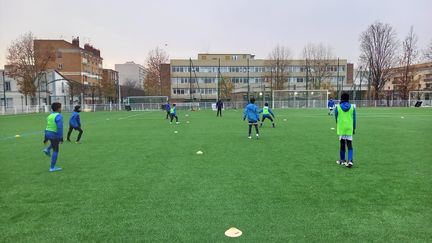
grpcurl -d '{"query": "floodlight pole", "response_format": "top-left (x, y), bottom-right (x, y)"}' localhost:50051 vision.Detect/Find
top-left (189, 58), bottom-right (192, 101)
top-left (217, 58), bottom-right (220, 101)
top-left (2, 71), bottom-right (6, 107)
top-left (305, 58), bottom-right (309, 107)
top-left (118, 78), bottom-right (121, 111)
top-left (337, 57), bottom-right (340, 100)
top-left (247, 58), bottom-right (250, 101)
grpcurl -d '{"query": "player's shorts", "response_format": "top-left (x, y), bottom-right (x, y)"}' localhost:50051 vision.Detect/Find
top-left (248, 120), bottom-right (258, 125)
top-left (339, 135), bottom-right (353, 141)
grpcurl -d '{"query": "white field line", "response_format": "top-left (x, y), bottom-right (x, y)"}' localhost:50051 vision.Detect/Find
top-left (118, 113), bottom-right (142, 120)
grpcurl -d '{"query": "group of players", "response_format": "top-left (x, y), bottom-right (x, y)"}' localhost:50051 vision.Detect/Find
top-left (42, 93), bottom-right (356, 172)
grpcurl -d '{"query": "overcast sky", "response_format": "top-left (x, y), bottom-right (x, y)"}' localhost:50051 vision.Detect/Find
top-left (0, 0), bottom-right (431, 69)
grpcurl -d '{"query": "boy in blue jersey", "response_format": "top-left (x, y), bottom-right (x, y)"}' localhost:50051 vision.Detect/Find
top-left (170, 103), bottom-right (179, 124)
top-left (328, 98), bottom-right (335, 115)
top-left (243, 98), bottom-right (260, 139)
top-left (335, 93), bottom-right (356, 168)
top-left (259, 102), bottom-right (275, 128)
top-left (67, 105), bottom-right (83, 143)
top-left (42, 102), bottom-right (64, 172)
top-left (165, 101), bottom-right (170, 119)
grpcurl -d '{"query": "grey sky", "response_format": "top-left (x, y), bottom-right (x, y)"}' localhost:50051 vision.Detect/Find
top-left (1, 0), bottom-right (431, 69)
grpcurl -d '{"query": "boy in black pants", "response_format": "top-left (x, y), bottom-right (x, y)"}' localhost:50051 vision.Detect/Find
top-left (67, 105), bottom-right (84, 143)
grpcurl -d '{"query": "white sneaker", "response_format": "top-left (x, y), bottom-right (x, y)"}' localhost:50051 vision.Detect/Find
top-left (256, 134), bottom-right (259, 139)
top-left (336, 160), bottom-right (346, 165)
top-left (248, 136), bottom-right (252, 139)
top-left (49, 167), bottom-right (62, 172)
top-left (176, 122), bottom-right (179, 124)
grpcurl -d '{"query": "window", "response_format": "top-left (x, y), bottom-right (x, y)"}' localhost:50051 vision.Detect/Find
top-left (58, 63), bottom-right (63, 70)
top-left (5, 81), bottom-right (11, 91)
top-left (232, 55), bottom-right (238, 60)
top-left (56, 51), bottom-right (62, 58)
top-left (204, 78), bottom-right (214, 83)
top-left (202, 56), bottom-right (207, 60)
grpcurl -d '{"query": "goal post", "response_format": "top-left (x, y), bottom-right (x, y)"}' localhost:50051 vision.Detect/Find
top-left (272, 90), bottom-right (329, 108)
top-left (409, 91), bottom-right (432, 107)
top-left (125, 96), bottom-right (168, 111)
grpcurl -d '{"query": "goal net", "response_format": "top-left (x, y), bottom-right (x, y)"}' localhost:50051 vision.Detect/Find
top-left (125, 96), bottom-right (168, 111)
top-left (272, 90), bottom-right (329, 108)
top-left (409, 91), bottom-right (432, 107)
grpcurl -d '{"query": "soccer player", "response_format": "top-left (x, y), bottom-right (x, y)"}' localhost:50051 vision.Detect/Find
top-left (67, 105), bottom-right (84, 143)
top-left (42, 102), bottom-right (64, 172)
top-left (216, 99), bottom-right (223, 117)
top-left (170, 103), bottom-right (179, 124)
top-left (328, 98), bottom-right (335, 115)
top-left (243, 98), bottom-right (260, 139)
top-left (259, 102), bottom-right (275, 128)
top-left (165, 101), bottom-right (171, 119)
top-left (335, 93), bottom-right (356, 168)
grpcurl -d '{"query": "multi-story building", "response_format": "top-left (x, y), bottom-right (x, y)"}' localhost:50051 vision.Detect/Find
top-left (1, 67), bottom-right (23, 108)
top-left (169, 54), bottom-right (350, 101)
top-left (115, 61), bottom-right (145, 89)
top-left (1, 66), bottom-right (70, 112)
top-left (102, 69), bottom-right (119, 103)
top-left (386, 62), bottom-right (432, 91)
top-left (34, 37), bottom-right (103, 103)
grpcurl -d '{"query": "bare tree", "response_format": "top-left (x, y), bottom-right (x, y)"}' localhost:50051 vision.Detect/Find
top-left (395, 26), bottom-right (419, 101)
top-left (6, 32), bottom-right (54, 105)
top-left (67, 82), bottom-right (83, 105)
top-left (265, 45), bottom-right (291, 90)
top-left (123, 79), bottom-right (139, 97)
top-left (144, 47), bottom-right (169, 96)
top-left (219, 79), bottom-right (234, 100)
top-left (359, 22), bottom-right (398, 100)
top-left (302, 43), bottom-right (335, 89)
top-left (424, 39), bottom-right (432, 61)
top-left (101, 78), bottom-right (117, 103)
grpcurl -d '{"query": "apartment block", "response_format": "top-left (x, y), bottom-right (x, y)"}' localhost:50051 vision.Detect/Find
top-left (170, 54), bottom-right (349, 101)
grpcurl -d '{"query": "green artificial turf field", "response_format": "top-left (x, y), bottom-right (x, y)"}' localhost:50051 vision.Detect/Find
top-left (1, 108), bottom-right (431, 242)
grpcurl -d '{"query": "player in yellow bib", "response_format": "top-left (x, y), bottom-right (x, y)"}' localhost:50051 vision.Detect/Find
top-left (43, 102), bottom-right (64, 172)
top-left (335, 93), bottom-right (356, 168)
top-left (170, 104), bottom-right (179, 124)
top-left (259, 103), bottom-right (275, 128)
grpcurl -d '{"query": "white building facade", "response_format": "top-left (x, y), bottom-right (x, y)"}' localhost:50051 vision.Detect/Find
top-left (115, 61), bottom-right (145, 90)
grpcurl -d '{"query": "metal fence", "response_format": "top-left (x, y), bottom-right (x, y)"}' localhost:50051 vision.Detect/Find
top-left (1, 100), bottom-right (431, 115)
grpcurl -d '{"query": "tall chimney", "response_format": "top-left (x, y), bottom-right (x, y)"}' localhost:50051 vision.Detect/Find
top-left (72, 37), bottom-right (80, 47)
